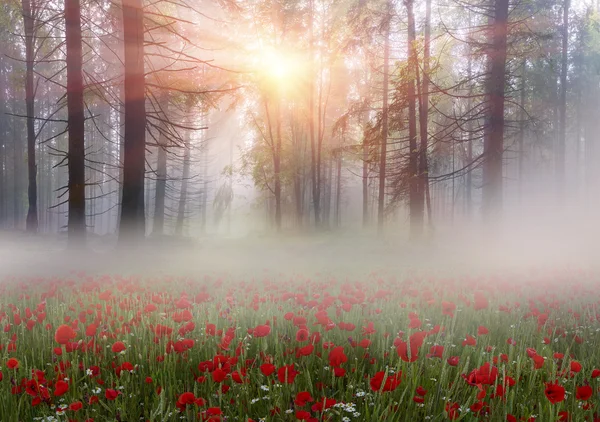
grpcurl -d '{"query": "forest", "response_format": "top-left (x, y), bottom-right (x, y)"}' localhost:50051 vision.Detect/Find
top-left (0, 0), bottom-right (598, 247)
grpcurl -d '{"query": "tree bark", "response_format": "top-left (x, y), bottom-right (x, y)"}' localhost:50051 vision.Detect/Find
top-left (118, 0), bottom-right (146, 243)
top-left (65, 0), bottom-right (86, 247)
top-left (361, 112), bottom-right (369, 227)
top-left (273, 100), bottom-right (282, 231)
top-left (174, 130), bottom-right (191, 236)
top-left (405, 0), bottom-right (421, 239)
top-left (153, 95), bottom-right (168, 235)
top-left (0, 59), bottom-right (5, 227)
top-left (482, 0), bottom-right (509, 220)
top-left (420, 0), bottom-right (432, 229)
top-left (518, 59), bottom-right (526, 201)
top-left (335, 146), bottom-right (342, 228)
top-left (377, 1), bottom-right (391, 235)
top-left (22, 0), bottom-right (38, 233)
top-left (556, 0), bottom-right (569, 199)
top-left (308, 0), bottom-right (320, 228)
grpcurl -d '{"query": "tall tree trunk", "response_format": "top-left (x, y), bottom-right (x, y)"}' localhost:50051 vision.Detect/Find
top-left (273, 101), bottom-right (282, 232)
top-left (482, 0), bottom-right (509, 219)
top-left (22, 0), bottom-right (38, 233)
top-left (12, 96), bottom-right (22, 229)
top-left (118, 0), bottom-right (146, 243)
top-left (418, 0), bottom-right (432, 230)
top-left (200, 134), bottom-right (208, 234)
top-left (153, 95), bottom-right (168, 235)
top-left (308, 0), bottom-right (320, 228)
top-left (0, 59), bottom-right (5, 227)
top-left (361, 113), bottom-right (369, 228)
top-left (291, 114), bottom-right (303, 227)
top-left (465, 31), bottom-right (474, 215)
top-left (325, 155), bottom-right (333, 228)
top-left (65, 0), bottom-right (86, 247)
top-left (556, 0), bottom-right (569, 199)
top-left (409, 0), bottom-right (432, 231)
top-left (377, 1), bottom-right (391, 235)
top-left (517, 59), bottom-right (526, 201)
top-left (174, 130), bottom-right (191, 236)
top-left (335, 147), bottom-right (342, 228)
top-left (406, 0), bottom-right (421, 239)
top-left (264, 98), bottom-right (282, 231)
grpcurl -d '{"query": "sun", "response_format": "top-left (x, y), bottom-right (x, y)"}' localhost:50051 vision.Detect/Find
top-left (250, 45), bottom-right (304, 91)
top-left (261, 48), bottom-right (292, 81)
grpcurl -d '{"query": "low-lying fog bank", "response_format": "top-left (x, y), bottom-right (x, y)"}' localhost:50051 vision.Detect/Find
top-left (0, 220), bottom-right (595, 280)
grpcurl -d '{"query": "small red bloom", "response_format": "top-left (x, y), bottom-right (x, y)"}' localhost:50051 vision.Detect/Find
top-left (69, 401), bottom-right (83, 411)
top-left (447, 356), bottom-right (460, 366)
top-left (545, 382), bottom-right (565, 404)
top-left (55, 325), bottom-right (76, 345)
top-left (260, 363), bottom-right (275, 376)
top-left (370, 371), bottom-right (402, 392)
top-left (576, 385), bottom-right (593, 401)
top-left (54, 380), bottom-right (69, 396)
top-left (253, 325), bottom-right (271, 337)
top-left (111, 341), bottom-right (126, 353)
top-left (277, 364), bottom-right (298, 384)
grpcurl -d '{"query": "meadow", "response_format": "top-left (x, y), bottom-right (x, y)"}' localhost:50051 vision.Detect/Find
top-left (0, 267), bottom-right (597, 421)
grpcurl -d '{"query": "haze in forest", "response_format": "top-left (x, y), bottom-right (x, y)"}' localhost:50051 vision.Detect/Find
top-left (0, 0), bottom-right (599, 277)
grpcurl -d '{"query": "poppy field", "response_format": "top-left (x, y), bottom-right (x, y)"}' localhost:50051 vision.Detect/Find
top-left (0, 269), bottom-right (599, 422)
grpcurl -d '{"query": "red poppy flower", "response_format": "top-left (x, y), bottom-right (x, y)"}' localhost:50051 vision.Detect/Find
top-left (558, 411), bottom-right (570, 421)
top-left (311, 397), bottom-right (337, 412)
top-left (178, 392), bottom-right (195, 406)
top-left (54, 325), bottom-right (76, 345)
top-left (447, 356), bottom-right (460, 366)
top-left (462, 335), bottom-right (477, 347)
top-left (532, 354), bottom-right (545, 369)
top-left (426, 345), bottom-right (444, 359)
top-left (445, 402), bottom-right (460, 420)
top-left (333, 367), bottom-right (346, 377)
top-left (54, 380), bottom-right (69, 396)
top-left (545, 382), bottom-right (565, 404)
top-left (463, 363), bottom-right (498, 386)
top-left (296, 329), bottom-right (309, 342)
top-left (69, 401), bottom-right (83, 411)
top-left (294, 391), bottom-right (314, 406)
top-left (370, 371), bottom-right (402, 392)
top-left (571, 361), bottom-right (582, 373)
top-left (211, 368), bottom-right (227, 383)
top-left (85, 324), bottom-right (97, 337)
top-left (260, 363), bottom-right (275, 376)
top-left (111, 341), bottom-right (126, 353)
top-left (105, 389), bottom-right (120, 400)
top-left (328, 346), bottom-right (348, 367)
top-left (277, 364), bottom-right (298, 384)
top-left (253, 324), bottom-right (271, 337)
top-left (441, 301), bottom-right (456, 317)
top-left (297, 344), bottom-right (314, 357)
top-left (295, 410), bottom-right (311, 420)
top-left (576, 385), bottom-right (593, 401)
top-left (6, 358), bottom-right (19, 370)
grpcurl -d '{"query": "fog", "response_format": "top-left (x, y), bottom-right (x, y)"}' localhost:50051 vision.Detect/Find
top-left (1, 196), bottom-right (596, 279)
